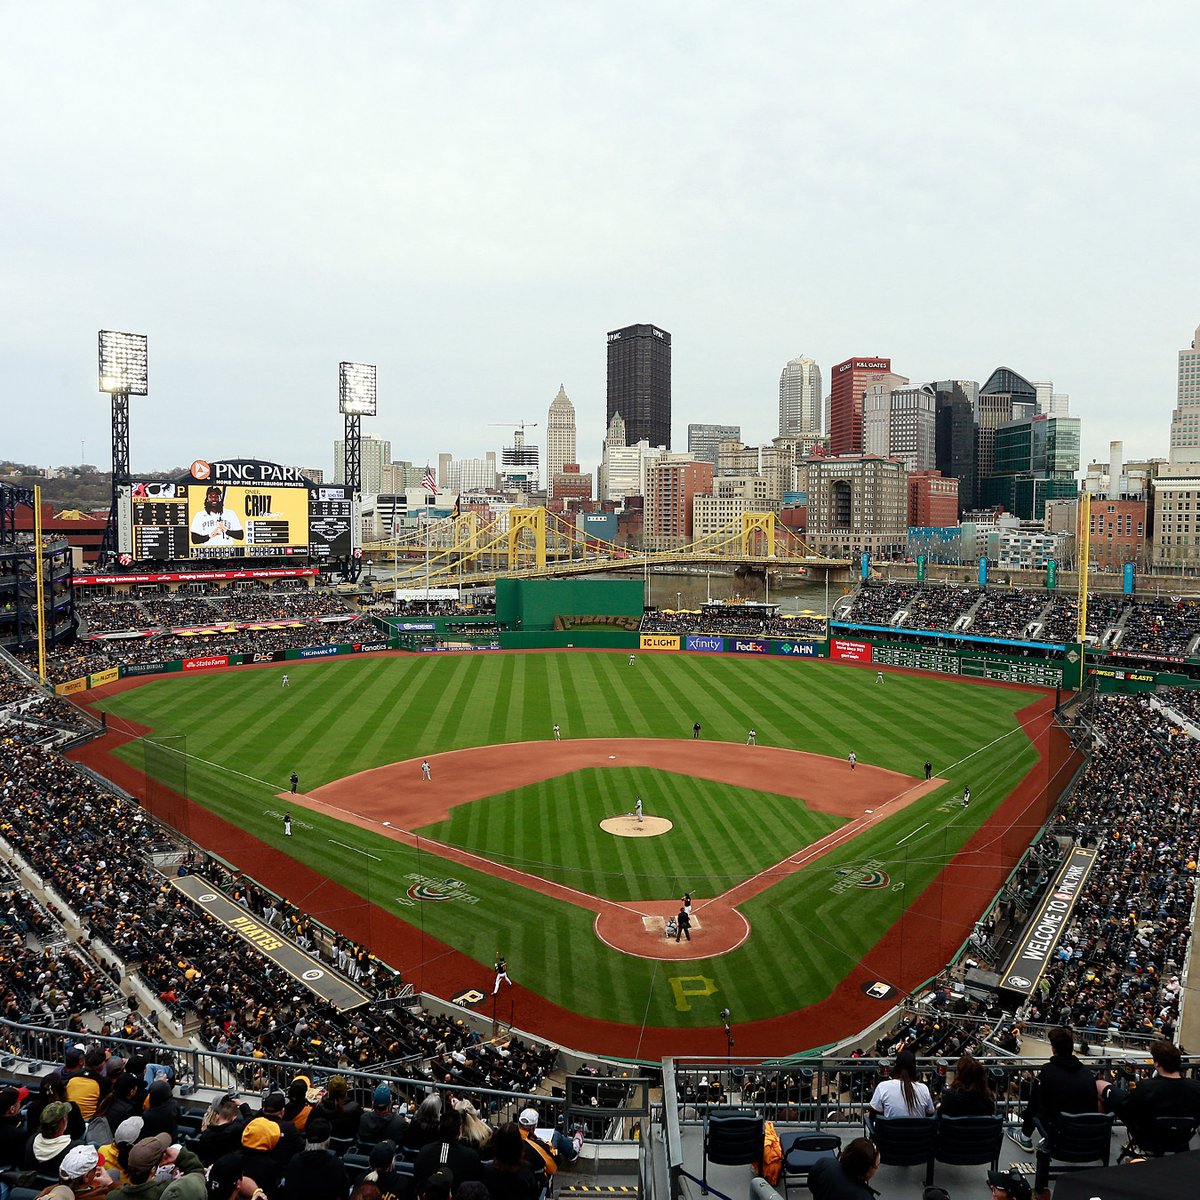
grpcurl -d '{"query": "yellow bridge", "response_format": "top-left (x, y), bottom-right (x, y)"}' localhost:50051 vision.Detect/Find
top-left (362, 509), bottom-right (850, 590)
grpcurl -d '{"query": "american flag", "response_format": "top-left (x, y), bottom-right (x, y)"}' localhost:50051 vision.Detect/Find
top-left (422, 468), bottom-right (437, 493)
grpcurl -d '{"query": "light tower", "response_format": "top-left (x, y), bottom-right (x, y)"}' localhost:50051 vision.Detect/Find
top-left (339, 362), bottom-right (377, 495)
top-left (98, 330), bottom-right (148, 558)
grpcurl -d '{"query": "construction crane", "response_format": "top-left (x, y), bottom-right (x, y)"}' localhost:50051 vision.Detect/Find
top-left (488, 421), bottom-right (539, 437)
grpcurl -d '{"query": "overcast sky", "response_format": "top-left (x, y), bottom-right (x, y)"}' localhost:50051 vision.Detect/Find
top-left (4, 2), bottom-right (1198, 482)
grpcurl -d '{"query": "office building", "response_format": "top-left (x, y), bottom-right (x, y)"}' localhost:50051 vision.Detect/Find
top-left (603, 439), bottom-right (662, 502)
top-left (688, 423), bottom-right (741, 467)
top-left (437, 452), bottom-right (498, 493)
top-left (981, 413), bottom-right (1080, 519)
top-left (934, 380), bottom-right (978, 516)
top-left (806, 455), bottom-right (908, 558)
top-left (549, 463), bottom-right (592, 506)
top-left (1034, 381), bottom-right (1070, 417)
top-left (1168, 324), bottom-right (1200, 467)
top-left (908, 471), bottom-right (959, 528)
top-left (644, 458), bottom-right (713, 549)
top-left (546, 385), bottom-right (577, 498)
top-left (829, 357), bottom-right (906, 455)
top-left (976, 367), bottom-right (1037, 499)
top-left (333, 433), bottom-right (391, 494)
top-left (779, 356), bottom-right (822, 437)
top-left (599, 411), bottom-right (627, 501)
top-left (500, 426), bottom-right (540, 493)
top-left (607, 323), bottom-right (672, 449)
top-left (1151, 474), bottom-right (1200, 567)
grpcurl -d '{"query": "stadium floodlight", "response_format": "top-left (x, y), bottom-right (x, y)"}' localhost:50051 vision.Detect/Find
top-left (98, 330), bottom-right (149, 395)
top-left (339, 361), bottom-right (377, 415)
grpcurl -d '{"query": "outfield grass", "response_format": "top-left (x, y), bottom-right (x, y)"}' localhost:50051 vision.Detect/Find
top-left (95, 651), bottom-right (1041, 1030)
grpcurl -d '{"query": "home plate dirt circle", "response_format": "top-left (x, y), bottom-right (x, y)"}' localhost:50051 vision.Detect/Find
top-left (600, 814), bottom-right (673, 837)
top-left (595, 900), bottom-right (751, 960)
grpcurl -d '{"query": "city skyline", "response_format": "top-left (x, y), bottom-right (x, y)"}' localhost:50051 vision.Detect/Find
top-left (3, 6), bottom-right (1198, 479)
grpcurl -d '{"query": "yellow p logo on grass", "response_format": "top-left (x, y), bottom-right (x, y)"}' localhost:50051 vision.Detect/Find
top-left (670, 976), bottom-right (717, 1012)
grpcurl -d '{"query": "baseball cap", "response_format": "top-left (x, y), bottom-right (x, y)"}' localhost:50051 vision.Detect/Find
top-left (423, 1167), bottom-right (455, 1200)
top-left (373, 1083), bottom-right (393, 1108)
top-left (0, 1085), bottom-right (29, 1110)
top-left (40, 1101), bottom-right (71, 1128)
top-left (261, 1091), bottom-right (287, 1113)
top-left (114, 1115), bottom-right (145, 1144)
top-left (518, 1107), bottom-right (540, 1128)
top-left (241, 1117), bottom-right (282, 1153)
top-left (207, 1155), bottom-right (244, 1200)
top-left (305, 1116), bottom-right (332, 1145)
top-left (369, 1140), bottom-right (398, 1170)
top-left (60, 1144), bottom-right (99, 1179)
top-left (987, 1169), bottom-right (1032, 1200)
top-left (128, 1132), bottom-right (173, 1173)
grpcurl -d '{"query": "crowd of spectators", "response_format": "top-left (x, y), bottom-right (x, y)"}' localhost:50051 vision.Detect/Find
top-left (1118, 599), bottom-right (1200, 657)
top-left (970, 590), bottom-right (1050, 639)
top-left (370, 599), bottom-right (496, 616)
top-left (1038, 595), bottom-right (1127, 644)
top-left (79, 588), bottom-right (359, 635)
top-left (842, 584), bottom-right (979, 632)
top-left (0, 667), bottom-right (565, 1109)
top-left (639, 608), bottom-right (826, 638)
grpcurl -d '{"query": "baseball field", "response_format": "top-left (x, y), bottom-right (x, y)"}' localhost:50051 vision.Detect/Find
top-left (80, 649), bottom-right (1071, 1058)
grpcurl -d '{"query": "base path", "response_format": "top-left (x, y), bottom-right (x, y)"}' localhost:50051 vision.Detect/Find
top-left (297, 739), bottom-right (944, 960)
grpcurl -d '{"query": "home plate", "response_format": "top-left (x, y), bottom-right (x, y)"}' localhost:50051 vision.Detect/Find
top-left (608, 755), bottom-right (617, 759)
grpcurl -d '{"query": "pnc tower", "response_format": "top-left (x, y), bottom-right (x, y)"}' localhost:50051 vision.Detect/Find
top-left (607, 324), bottom-right (672, 449)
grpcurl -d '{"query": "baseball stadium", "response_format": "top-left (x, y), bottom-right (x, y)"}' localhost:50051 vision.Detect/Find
top-left (2, 441), bottom-right (1198, 1200)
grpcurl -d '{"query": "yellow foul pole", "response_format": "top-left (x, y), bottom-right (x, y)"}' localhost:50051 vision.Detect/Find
top-left (1075, 493), bottom-right (1090, 653)
top-left (33, 485), bottom-right (47, 683)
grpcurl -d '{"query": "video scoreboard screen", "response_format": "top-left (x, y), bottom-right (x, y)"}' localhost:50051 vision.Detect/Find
top-left (126, 466), bottom-right (354, 563)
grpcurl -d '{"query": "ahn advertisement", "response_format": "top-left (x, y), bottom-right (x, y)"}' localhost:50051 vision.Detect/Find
top-left (773, 640), bottom-right (822, 658)
top-left (830, 638), bottom-right (873, 663)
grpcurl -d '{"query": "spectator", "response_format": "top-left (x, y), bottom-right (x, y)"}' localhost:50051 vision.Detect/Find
top-left (1107, 1039), bottom-right (1200, 1152)
top-left (480, 1123), bottom-right (539, 1200)
top-left (140, 1083), bottom-right (179, 1143)
top-left (197, 1097), bottom-right (249, 1167)
top-left (453, 1102), bottom-right (492, 1154)
top-left (37, 1143), bottom-right (113, 1200)
top-left (413, 1106), bottom-right (482, 1192)
top-left (361, 1140), bottom-right (409, 1199)
top-left (357, 1087), bottom-right (406, 1148)
top-left (868, 1050), bottom-right (934, 1118)
top-left (237, 1120), bottom-right (286, 1199)
top-left (315, 1076), bottom-right (360, 1142)
top-left (403, 1096), bottom-right (443, 1154)
top-left (0, 1085), bottom-right (30, 1169)
top-left (516, 1107), bottom-right (582, 1172)
top-left (97, 1117), bottom-right (143, 1186)
top-left (278, 1117), bottom-right (347, 1200)
top-left (807, 1137), bottom-right (881, 1200)
top-left (27, 1102), bottom-right (81, 1178)
top-left (938, 1052), bottom-right (995, 1116)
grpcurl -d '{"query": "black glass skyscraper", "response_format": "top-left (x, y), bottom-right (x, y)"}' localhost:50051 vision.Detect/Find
top-left (606, 324), bottom-right (671, 449)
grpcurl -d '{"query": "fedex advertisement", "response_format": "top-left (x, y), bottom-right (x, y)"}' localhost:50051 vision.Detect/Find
top-left (729, 638), bottom-right (767, 655)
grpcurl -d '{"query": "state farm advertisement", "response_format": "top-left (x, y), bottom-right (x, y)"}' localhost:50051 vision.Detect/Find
top-left (183, 655), bottom-right (230, 671)
top-left (830, 638), bottom-right (873, 663)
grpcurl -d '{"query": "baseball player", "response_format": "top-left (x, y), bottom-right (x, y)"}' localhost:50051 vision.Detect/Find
top-left (283, 813), bottom-right (292, 837)
top-left (635, 796), bottom-right (643, 824)
top-left (553, 724), bottom-right (560, 741)
top-left (421, 760), bottom-right (432, 780)
top-left (493, 955), bottom-right (512, 994)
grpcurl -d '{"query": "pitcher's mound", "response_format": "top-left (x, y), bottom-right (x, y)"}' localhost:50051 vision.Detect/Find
top-left (600, 814), bottom-right (672, 837)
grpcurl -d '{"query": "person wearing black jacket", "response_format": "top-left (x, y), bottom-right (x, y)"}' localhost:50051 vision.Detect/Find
top-left (1108, 1039), bottom-right (1200, 1152)
top-left (197, 1095), bottom-right (251, 1166)
top-left (357, 1085), bottom-right (407, 1147)
top-left (0, 1086), bottom-right (29, 1170)
top-left (413, 1107), bottom-right (482, 1193)
top-left (808, 1137), bottom-right (881, 1200)
top-left (279, 1117), bottom-right (349, 1200)
top-left (1010, 1027), bottom-right (1096, 1196)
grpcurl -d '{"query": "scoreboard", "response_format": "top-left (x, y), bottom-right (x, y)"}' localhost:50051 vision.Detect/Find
top-left (124, 464), bottom-right (355, 565)
top-left (872, 641), bottom-right (1064, 686)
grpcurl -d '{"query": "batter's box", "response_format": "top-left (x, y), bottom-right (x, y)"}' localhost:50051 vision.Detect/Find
top-left (642, 914), bottom-right (701, 934)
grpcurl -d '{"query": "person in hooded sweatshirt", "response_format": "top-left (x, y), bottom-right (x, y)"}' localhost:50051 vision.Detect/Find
top-left (27, 1102), bottom-right (82, 1178)
top-left (140, 1082), bottom-right (179, 1143)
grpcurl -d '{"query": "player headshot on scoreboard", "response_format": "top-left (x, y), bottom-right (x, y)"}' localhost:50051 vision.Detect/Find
top-left (190, 485), bottom-right (245, 545)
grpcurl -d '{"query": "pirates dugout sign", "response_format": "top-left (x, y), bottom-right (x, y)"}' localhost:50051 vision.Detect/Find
top-left (999, 846), bottom-right (1097, 995)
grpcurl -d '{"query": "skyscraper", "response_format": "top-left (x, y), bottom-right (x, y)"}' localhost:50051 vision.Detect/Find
top-left (545, 384), bottom-right (577, 498)
top-left (977, 367), bottom-right (1038, 504)
top-left (688, 423), bottom-right (741, 467)
top-left (934, 380), bottom-right (978, 517)
top-left (333, 433), bottom-right (391, 494)
top-left (1168, 324), bottom-right (1200, 467)
top-left (779, 356), bottom-right (823, 437)
top-left (607, 324), bottom-right (671, 449)
top-left (829, 357), bottom-right (904, 455)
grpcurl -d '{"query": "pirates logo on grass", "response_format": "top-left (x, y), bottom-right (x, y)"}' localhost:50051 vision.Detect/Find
top-left (830, 859), bottom-right (892, 894)
top-left (396, 874), bottom-right (479, 907)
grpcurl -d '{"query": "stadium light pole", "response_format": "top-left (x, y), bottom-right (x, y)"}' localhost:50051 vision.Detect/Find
top-left (98, 330), bottom-right (148, 559)
top-left (338, 362), bottom-right (377, 495)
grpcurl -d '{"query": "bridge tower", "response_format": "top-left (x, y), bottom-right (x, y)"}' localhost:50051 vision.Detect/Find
top-left (740, 512), bottom-right (776, 558)
top-left (507, 507), bottom-right (547, 570)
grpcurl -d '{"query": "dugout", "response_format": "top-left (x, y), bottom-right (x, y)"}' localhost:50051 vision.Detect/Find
top-left (496, 578), bottom-right (643, 631)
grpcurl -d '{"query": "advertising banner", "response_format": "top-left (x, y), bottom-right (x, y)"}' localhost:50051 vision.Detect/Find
top-left (295, 644), bottom-right (345, 659)
top-left (122, 660), bottom-right (179, 677)
top-left (246, 650), bottom-right (287, 664)
top-left (916, 554), bottom-right (926, 583)
top-left (182, 655), bottom-right (231, 672)
top-left (772, 640), bottom-right (822, 657)
top-left (1123, 562), bottom-right (1135, 595)
top-left (55, 677), bottom-right (88, 696)
top-left (395, 622), bottom-right (436, 632)
top-left (860, 551), bottom-right (870, 581)
top-left (640, 634), bottom-right (681, 650)
top-left (685, 634), bottom-right (726, 653)
top-left (1046, 559), bottom-right (1057, 589)
top-left (73, 567), bottom-right (320, 586)
top-left (88, 668), bottom-right (120, 688)
top-left (354, 640), bottom-right (391, 654)
top-left (1000, 848), bottom-right (1097, 994)
top-left (978, 556), bottom-right (988, 588)
top-left (830, 638), bottom-right (873, 663)
top-left (727, 637), bottom-right (768, 654)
